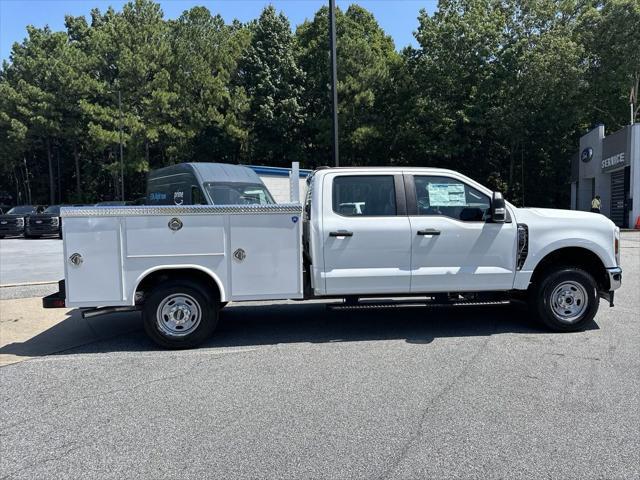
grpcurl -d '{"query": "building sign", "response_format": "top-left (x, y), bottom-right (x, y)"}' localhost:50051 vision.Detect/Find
top-left (601, 152), bottom-right (625, 171)
top-left (581, 147), bottom-right (593, 163)
top-left (601, 127), bottom-right (630, 173)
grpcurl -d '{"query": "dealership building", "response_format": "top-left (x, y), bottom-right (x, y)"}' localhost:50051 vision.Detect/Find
top-left (571, 123), bottom-right (640, 228)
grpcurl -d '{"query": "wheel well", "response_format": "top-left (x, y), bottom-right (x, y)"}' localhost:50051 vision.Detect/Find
top-left (136, 268), bottom-right (222, 303)
top-left (530, 247), bottom-right (609, 291)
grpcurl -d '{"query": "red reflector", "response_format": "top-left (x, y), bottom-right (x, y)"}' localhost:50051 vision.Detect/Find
top-left (52, 299), bottom-right (65, 308)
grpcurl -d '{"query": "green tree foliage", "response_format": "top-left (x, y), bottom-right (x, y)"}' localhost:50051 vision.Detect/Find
top-left (296, 5), bottom-right (400, 167)
top-left (580, 0), bottom-right (640, 129)
top-left (238, 6), bottom-right (305, 166)
top-left (0, 0), bottom-right (634, 207)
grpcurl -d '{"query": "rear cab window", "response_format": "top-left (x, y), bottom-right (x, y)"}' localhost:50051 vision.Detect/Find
top-left (332, 175), bottom-right (397, 216)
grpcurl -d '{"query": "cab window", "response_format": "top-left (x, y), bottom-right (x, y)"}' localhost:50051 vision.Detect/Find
top-left (413, 176), bottom-right (490, 221)
top-left (332, 175), bottom-right (396, 216)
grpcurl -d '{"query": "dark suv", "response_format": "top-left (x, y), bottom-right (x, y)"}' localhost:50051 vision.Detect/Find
top-left (0, 205), bottom-right (45, 238)
top-left (25, 205), bottom-right (63, 238)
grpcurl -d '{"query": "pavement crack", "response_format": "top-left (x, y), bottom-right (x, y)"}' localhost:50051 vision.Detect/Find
top-left (1, 360), bottom-right (206, 433)
top-left (374, 322), bottom-right (498, 480)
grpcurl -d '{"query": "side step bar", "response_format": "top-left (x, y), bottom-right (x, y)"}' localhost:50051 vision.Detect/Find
top-left (327, 298), bottom-right (511, 311)
top-left (81, 306), bottom-right (141, 319)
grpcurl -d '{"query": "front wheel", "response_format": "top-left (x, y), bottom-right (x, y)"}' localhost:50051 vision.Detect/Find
top-left (530, 268), bottom-right (599, 332)
top-left (143, 280), bottom-right (218, 349)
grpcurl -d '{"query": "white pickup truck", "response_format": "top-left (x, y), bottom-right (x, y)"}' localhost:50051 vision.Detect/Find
top-left (43, 167), bottom-right (622, 348)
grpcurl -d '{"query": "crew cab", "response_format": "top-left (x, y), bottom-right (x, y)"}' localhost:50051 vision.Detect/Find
top-left (43, 167), bottom-right (622, 348)
top-left (0, 205), bottom-right (46, 238)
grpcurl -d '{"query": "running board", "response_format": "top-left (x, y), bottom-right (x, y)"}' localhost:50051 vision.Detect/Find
top-left (326, 299), bottom-right (511, 311)
top-left (81, 306), bottom-right (141, 319)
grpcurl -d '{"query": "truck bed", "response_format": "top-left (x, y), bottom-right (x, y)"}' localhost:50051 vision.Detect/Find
top-left (60, 204), bottom-right (304, 308)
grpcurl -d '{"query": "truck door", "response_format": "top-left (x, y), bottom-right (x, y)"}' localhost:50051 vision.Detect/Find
top-left (406, 174), bottom-right (517, 292)
top-left (321, 172), bottom-right (411, 295)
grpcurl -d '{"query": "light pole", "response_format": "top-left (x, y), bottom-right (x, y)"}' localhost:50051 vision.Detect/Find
top-left (329, 0), bottom-right (339, 167)
top-left (118, 90), bottom-right (125, 201)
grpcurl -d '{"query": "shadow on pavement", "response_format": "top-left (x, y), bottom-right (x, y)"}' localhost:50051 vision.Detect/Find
top-left (1, 300), bottom-right (598, 361)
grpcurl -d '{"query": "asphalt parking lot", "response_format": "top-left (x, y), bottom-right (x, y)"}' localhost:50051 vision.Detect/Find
top-left (0, 238), bottom-right (63, 286)
top-left (0, 233), bottom-right (638, 479)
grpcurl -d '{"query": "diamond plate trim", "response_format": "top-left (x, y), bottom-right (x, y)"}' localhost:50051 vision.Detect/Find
top-left (61, 204), bottom-right (303, 217)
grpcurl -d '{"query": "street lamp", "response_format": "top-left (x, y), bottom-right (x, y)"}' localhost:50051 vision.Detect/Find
top-left (329, 0), bottom-right (339, 167)
top-left (118, 90), bottom-right (125, 201)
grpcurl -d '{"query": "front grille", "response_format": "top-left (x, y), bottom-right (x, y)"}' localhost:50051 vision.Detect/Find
top-left (517, 224), bottom-right (529, 270)
top-left (30, 217), bottom-right (54, 225)
top-left (0, 218), bottom-right (18, 226)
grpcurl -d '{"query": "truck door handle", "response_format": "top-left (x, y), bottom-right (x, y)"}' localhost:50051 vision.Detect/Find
top-left (329, 230), bottom-right (353, 237)
top-left (417, 229), bottom-right (440, 236)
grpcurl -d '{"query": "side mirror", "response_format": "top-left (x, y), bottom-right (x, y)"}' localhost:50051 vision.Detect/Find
top-left (490, 191), bottom-right (506, 223)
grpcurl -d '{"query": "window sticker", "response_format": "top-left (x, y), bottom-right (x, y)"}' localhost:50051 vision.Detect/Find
top-left (427, 183), bottom-right (466, 206)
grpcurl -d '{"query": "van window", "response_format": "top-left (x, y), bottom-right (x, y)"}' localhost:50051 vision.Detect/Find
top-left (204, 183), bottom-right (274, 205)
top-left (192, 186), bottom-right (206, 205)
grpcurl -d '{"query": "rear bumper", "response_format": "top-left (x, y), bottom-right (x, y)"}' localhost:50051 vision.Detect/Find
top-left (42, 280), bottom-right (66, 308)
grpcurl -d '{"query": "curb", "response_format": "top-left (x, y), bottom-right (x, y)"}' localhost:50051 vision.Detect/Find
top-left (0, 280), bottom-right (58, 288)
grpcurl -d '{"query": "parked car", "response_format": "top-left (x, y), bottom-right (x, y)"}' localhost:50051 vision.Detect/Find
top-left (44, 166), bottom-right (622, 349)
top-left (0, 205), bottom-right (45, 238)
top-left (25, 205), bottom-right (63, 238)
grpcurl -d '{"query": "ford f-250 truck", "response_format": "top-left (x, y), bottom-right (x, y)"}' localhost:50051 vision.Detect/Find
top-left (43, 167), bottom-right (622, 349)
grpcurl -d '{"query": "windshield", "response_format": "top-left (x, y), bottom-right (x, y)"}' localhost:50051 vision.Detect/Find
top-left (204, 182), bottom-right (275, 206)
top-left (7, 206), bottom-right (36, 215)
top-left (44, 205), bottom-right (61, 214)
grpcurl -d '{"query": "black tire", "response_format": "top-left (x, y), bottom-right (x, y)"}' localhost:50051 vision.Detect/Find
top-left (530, 267), bottom-right (599, 332)
top-left (143, 280), bottom-right (218, 349)
top-left (0, 235), bottom-right (4, 239)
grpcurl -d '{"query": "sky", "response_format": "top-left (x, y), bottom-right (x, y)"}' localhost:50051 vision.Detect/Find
top-left (0, 0), bottom-right (438, 62)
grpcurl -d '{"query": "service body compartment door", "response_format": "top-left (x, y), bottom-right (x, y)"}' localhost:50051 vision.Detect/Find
top-left (229, 214), bottom-right (302, 300)
top-left (63, 216), bottom-right (124, 306)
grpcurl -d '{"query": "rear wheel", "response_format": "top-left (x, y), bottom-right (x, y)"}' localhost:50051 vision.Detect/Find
top-left (530, 268), bottom-right (599, 331)
top-left (143, 280), bottom-right (218, 349)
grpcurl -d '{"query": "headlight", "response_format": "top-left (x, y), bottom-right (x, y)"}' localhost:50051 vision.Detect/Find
top-left (52, 217), bottom-right (59, 226)
top-left (16, 218), bottom-right (24, 227)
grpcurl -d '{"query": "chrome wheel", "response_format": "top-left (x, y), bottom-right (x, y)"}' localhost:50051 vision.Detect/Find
top-left (156, 293), bottom-right (202, 337)
top-left (550, 281), bottom-right (588, 323)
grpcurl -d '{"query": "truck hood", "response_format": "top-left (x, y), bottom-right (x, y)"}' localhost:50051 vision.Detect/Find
top-left (515, 207), bottom-right (616, 229)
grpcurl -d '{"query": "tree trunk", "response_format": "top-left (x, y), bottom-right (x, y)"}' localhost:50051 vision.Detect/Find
top-left (56, 146), bottom-right (62, 203)
top-left (24, 156), bottom-right (32, 204)
top-left (73, 144), bottom-right (82, 200)
top-left (13, 170), bottom-right (21, 204)
top-left (47, 137), bottom-right (55, 205)
top-left (508, 141), bottom-right (515, 195)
